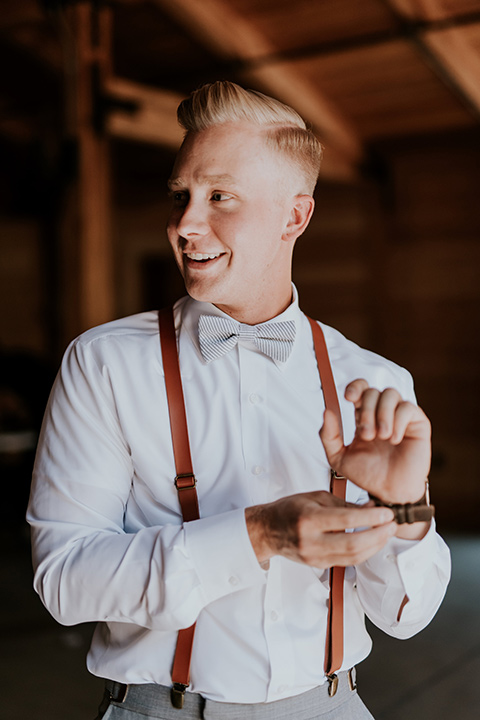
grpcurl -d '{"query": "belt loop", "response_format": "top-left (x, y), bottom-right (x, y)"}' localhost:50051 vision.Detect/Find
top-left (106, 680), bottom-right (129, 703)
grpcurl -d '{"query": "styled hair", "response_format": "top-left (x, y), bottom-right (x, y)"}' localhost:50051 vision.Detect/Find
top-left (177, 81), bottom-right (323, 194)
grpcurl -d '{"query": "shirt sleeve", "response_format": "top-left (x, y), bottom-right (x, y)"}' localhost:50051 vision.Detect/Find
top-left (27, 338), bottom-right (265, 631)
top-left (355, 520), bottom-right (451, 639)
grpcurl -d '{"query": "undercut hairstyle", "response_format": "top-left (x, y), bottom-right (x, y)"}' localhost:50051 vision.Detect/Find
top-left (177, 81), bottom-right (323, 194)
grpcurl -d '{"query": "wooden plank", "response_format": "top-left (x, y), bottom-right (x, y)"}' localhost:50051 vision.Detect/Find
top-left (154, 0), bottom-right (363, 177)
top-left (292, 39), bottom-right (473, 138)
top-left (422, 24), bottom-right (480, 113)
top-left (64, 2), bottom-right (116, 335)
top-left (104, 77), bottom-right (185, 148)
top-left (389, 0), bottom-right (480, 21)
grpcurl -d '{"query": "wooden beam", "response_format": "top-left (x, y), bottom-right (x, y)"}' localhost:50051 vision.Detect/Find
top-left (154, 0), bottom-right (363, 179)
top-left (422, 25), bottom-right (480, 114)
top-left (387, 0), bottom-right (446, 21)
top-left (63, 2), bottom-right (115, 337)
top-left (383, 1), bottom-right (480, 121)
top-left (104, 77), bottom-right (185, 148)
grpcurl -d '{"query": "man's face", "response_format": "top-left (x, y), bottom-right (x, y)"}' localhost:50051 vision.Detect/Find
top-left (166, 122), bottom-right (300, 323)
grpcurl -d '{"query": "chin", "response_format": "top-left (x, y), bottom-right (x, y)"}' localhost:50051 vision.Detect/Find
top-left (185, 280), bottom-right (224, 306)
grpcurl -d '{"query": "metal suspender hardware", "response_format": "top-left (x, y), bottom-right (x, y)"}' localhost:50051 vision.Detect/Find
top-left (159, 309), bottom-right (348, 707)
top-left (174, 473), bottom-right (197, 490)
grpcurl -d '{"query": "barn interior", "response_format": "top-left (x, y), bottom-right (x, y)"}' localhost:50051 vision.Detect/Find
top-left (1, 1), bottom-right (479, 718)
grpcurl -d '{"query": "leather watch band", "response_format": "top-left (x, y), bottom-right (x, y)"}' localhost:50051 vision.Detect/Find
top-left (370, 488), bottom-right (434, 524)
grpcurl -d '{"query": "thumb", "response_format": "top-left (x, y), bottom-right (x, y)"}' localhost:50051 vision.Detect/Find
top-left (320, 408), bottom-right (345, 466)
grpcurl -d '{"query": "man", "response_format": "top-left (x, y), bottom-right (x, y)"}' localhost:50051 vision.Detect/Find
top-left (27, 81), bottom-right (450, 720)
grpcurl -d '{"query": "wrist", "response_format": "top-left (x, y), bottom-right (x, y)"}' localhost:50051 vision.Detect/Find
top-left (245, 506), bottom-right (273, 565)
top-left (370, 480), bottom-right (434, 524)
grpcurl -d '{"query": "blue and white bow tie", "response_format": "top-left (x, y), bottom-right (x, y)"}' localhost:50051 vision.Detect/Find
top-left (198, 315), bottom-right (296, 364)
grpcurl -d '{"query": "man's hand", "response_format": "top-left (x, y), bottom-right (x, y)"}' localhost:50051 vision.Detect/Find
top-left (246, 492), bottom-right (396, 567)
top-left (320, 379), bottom-right (431, 505)
top-left (246, 380), bottom-right (432, 567)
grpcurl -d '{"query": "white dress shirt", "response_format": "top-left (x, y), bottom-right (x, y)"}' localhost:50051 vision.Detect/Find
top-left (27, 290), bottom-right (451, 704)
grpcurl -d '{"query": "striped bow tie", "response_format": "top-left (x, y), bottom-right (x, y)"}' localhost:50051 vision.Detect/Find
top-left (198, 315), bottom-right (296, 364)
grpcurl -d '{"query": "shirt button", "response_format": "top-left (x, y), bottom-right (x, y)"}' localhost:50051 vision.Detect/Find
top-left (252, 465), bottom-right (264, 476)
top-left (228, 576), bottom-right (239, 587)
top-left (270, 611), bottom-right (279, 622)
top-left (249, 393), bottom-right (262, 404)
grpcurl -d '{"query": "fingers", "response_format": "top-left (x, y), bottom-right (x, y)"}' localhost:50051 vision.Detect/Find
top-left (345, 380), bottom-right (427, 444)
top-left (246, 492), bottom-right (397, 569)
top-left (313, 523), bottom-right (398, 567)
top-left (307, 492), bottom-right (394, 532)
top-left (319, 408), bottom-right (344, 466)
top-left (296, 493), bottom-right (397, 566)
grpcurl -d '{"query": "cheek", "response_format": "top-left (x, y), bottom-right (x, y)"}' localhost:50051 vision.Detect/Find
top-left (166, 218), bottom-right (180, 249)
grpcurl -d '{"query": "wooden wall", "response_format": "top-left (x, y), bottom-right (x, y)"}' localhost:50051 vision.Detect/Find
top-left (293, 132), bottom-right (480, 530)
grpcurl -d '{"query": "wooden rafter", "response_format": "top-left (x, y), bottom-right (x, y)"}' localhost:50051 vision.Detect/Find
top-left (422, 24), bottom-right (480, 114)
top-left (104, 77), bottom-right (185, 148)
top-left (64, 2), bottom-right (115, 334)
top-left (388, 0), bottom-right (448, 20)
top-left (387, 0), bottom-right (480, 22)
top-left (154, 0), bottom-right (364, 180)
top-left (385, 0), bottom-right (480, 120)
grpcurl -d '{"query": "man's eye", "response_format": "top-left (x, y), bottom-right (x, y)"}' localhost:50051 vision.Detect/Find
top-left (171, 191), bottom-right (188, 206)
top-left (211, 192), bottom-right (231, 202)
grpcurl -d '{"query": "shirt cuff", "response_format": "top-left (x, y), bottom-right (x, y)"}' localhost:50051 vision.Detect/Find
top-left (183, 508), bottom-right (266, 606)
top-left (365, 519), bottom-right (441, 599)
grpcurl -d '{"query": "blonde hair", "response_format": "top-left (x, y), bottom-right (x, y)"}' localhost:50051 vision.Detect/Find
top-left (177, 81), bottom-right (323, 194)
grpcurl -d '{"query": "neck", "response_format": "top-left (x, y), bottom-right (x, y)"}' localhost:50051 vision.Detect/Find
top-left (213, 288), bottom-right (294, 325)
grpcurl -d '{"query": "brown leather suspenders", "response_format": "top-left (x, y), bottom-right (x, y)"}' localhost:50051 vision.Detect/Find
top-left (158, 309), bottom-right (200, 709)
top-left (158, 308), bottom-right (347, 708)
top-left (307, 317), bottom-right (348, 697)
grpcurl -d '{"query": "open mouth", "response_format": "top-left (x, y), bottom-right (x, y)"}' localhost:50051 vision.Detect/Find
top-left (184, 252), bottom-right (223, 264)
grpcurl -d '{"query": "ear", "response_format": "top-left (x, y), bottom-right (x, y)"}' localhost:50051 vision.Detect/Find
top-left (282, 195), bottom-right (315, 242)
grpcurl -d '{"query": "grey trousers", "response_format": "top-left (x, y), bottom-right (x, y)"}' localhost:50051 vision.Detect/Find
top-left (95, 672), bottom-right (375, 720)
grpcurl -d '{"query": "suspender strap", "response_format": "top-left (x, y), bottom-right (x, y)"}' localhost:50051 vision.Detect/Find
top-left (158, 308), bottom-right (198, 708)
top-left (158, 308), bottom-right (199, 523)
top-left (307, 317), bottom-right (347, 689)
top-left (159, 309), bottom-right (347, 707)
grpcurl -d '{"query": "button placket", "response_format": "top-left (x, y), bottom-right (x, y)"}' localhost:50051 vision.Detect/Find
top-left (263, 560), bottom-right (295, 701)
top-left (238, 347), bottom-right (269, 503)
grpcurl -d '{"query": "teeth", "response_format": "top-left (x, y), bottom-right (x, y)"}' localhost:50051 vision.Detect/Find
top-left (186, 252), bottom-right (220, 261)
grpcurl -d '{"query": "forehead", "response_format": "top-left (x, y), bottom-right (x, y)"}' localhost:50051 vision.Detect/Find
top-left (170, 122), bottom-right (285, 186)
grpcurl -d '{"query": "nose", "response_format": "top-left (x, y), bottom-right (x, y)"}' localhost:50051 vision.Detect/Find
top-left (174, 197), bottom-right (209, 239)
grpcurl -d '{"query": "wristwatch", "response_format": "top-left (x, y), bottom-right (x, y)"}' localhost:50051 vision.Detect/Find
top-left (370, 480), bottom-right (434, 524)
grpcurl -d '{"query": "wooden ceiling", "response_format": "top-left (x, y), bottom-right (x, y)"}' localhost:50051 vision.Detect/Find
top-left (2, 0), bottom-right (480, 182)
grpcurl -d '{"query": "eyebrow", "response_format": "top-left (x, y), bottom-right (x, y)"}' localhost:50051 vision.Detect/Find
top-left (167, 174), bottom-right (238, 190)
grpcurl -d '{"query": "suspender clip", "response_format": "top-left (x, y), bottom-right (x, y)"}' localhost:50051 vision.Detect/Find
top-left (348, 667), bottom-right (357, 691)
top-left (171, 682), bottom-right (188, 709)
top-left (327, 673), bottom-right (339, 697)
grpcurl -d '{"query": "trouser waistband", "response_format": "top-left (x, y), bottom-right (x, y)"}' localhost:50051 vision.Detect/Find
top-left (102, 670), bottom-right (357, 720)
